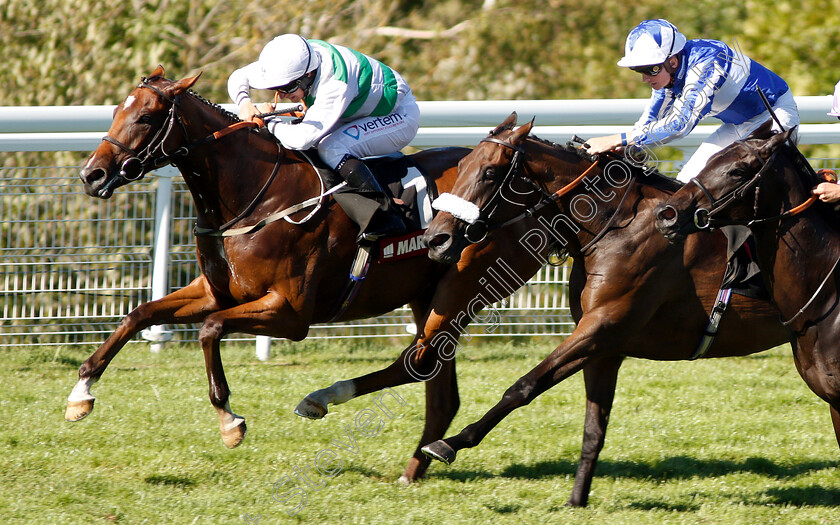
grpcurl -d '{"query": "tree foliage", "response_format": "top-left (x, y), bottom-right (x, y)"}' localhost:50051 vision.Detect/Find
top-left (2, 0), bottom-right (836, 108)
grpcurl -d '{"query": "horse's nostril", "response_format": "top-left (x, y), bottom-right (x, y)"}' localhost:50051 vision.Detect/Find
top-left (427, 232), bottom-right (451, 250)
top-left (656, 205), bottom-right (677, 223)
top-left (80, 167), bottom-right (105, 185)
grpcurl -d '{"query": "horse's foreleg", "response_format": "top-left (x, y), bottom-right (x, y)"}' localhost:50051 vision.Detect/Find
top-left (198, 293), bottom-right (304, 448)
top-left (400, 356), bottom-right (459, 484)
top-left (791, 340), bottom-right (840, 450)
top-left (66, 277), bottom-right (219, 422)
top-left (421, 316), bottom-right (610, 465)
top-left (567, 355), bottom-right (624, 508)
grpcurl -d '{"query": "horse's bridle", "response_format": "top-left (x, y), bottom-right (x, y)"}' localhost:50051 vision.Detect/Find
top-left (100, 79), bottom-right (191, 192)
top-left (450, 137), bottom-right (605, 246)
top-left (457, 137), bottom-right (535, 243)
top-left (689, 139), bottom-right (824, 230)
top-left (97, 78), bottom-right (288, 235)
top-left (688, 145), bottom-right (780, 230)
top-left (687, 137), bottom-right (840, 330)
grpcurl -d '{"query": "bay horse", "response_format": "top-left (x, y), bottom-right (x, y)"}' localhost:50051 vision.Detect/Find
top-left (73, 67), bottom-right (548, 483)
top-left (419, 113), bottom-right (791, 507)
top-left (654, 122), bottom-right (840, 448)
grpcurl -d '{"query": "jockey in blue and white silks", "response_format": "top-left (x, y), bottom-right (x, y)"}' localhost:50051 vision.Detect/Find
top-left (228, 34), bottom-right (419, 241)
top-left (584, 19), bottom-right (799, 182)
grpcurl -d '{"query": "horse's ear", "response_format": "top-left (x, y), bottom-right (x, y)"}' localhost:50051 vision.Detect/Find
top-left (510, 117), bottom-right (535, 146)
top-left (781, 125), bottom-right (797, 143)
top-left (171, 71), bottom-right (202, 95)
top-left (148, 65), bottom-right (165, 79)
top-left (746, 119), bottom-right (774, 141)
top-left (490, 112), bottom-right (518, 136)
top-left (758, 124), bottom-right (796, 159)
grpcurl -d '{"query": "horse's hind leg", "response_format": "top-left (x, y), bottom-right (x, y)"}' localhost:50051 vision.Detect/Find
top-left (567, 355), bottom-right (624, 508)
top-left (197, 294), bottom-right (307, 448)
top-left (66, 277), bottom-right (220, 422)
top-left (831, 405), bottom-right (840, 449)
top-left (293, 296), bottom-right (437, 419)
top-left (294, 295), bottom-right (468, 483)
top-left (294, 317), bottom-right (462, 482)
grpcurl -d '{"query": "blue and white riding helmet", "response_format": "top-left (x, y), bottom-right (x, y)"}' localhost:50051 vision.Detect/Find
top-left (617, 19), bottom-right (687, 68)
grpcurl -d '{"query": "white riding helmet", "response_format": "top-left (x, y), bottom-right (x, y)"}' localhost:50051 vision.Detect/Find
top-left (248, 34), bottom-right (321, 90)
top-left (617, 19), bottom-right (687, 68)
top-left (828, 81), bottom-right (840, 117)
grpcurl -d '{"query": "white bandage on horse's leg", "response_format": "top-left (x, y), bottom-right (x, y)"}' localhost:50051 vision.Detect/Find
top-left (432, 193), bottom-right (481, 224)
top-left (68, 376), bottom-right (98, 402)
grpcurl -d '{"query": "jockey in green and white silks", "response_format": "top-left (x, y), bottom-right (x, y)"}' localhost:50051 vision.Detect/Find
top-left (227, 35), bottom-right (419, 170)
top-left (228, 34), bottom-right (419, 241)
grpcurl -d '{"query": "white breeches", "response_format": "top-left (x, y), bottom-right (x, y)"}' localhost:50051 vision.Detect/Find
top-left (317, 94), bottom-right (421, 168)
top-left (677, 90), bottom-right (800, 183)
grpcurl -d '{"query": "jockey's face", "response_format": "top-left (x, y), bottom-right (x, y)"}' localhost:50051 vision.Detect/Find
top-left (277, 87), bottom-right (305, 103)
top-left (640, 56), bottom-right (678, 90)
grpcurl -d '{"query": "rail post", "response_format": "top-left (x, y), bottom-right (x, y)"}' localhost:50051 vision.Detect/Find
top-left (141, 166), bottom-right (176, 352)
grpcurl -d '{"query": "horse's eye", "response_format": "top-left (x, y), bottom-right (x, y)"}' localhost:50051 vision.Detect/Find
top-left (138, 114), bottom-right (152, 125)
top-left (482, 167), bottom-right (496, 181)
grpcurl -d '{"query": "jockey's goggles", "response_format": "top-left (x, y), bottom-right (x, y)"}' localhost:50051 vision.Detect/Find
top-left (272, 78), bottom-right (305, 94)
top-left (630, 63), bottom-right (664, 76)
top-left (271, 70), bottom-right (316, 96)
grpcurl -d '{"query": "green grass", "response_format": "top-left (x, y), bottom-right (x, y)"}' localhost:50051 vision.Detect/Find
top-left (1, 339), bottom-right (837, 524)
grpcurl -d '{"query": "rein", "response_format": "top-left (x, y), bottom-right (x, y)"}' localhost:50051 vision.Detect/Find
top-left (691, 142), bottom-right (829, 230)
top-left (455, 136), bottom-right (603, 245)
top-left (492, 157), bottom-right (604, 237)
top-left (781, 252), bottom-right (840, 329)
top-left (455, 135), bottom-right (643, 257)
top-left (101, 79), bottom-right (327, 237)
top-left (687, 137), bottom-right (840, 329)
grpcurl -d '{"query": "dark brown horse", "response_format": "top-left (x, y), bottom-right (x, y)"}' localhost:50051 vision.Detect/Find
top-left (419, 113), bottom-right (790, 507)
top-left (654, 122), bottom-right (840, 448)
top-left (73, 67), bottom-right (547, 483)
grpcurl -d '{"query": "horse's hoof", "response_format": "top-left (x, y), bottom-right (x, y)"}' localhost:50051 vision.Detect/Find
top-left (65, 399), bottom-right (95, 422)
top-left (221, 420), bottom-right (247, 448)
top-left (421, 441), bottom-right (456, 465)
top-left (294, 396), bottom-right (328, 419)
top-left (397, 475), bottom-right (413, 486)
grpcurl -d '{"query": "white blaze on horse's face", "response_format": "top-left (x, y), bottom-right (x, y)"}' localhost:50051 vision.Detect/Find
top-left (123, 95), bottom-right (137, 110)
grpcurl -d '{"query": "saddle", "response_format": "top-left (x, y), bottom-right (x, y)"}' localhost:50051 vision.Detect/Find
top-left (299, 150), bottom-right (438, 232)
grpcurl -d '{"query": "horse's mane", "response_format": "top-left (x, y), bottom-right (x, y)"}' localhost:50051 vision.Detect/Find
top-left (182, 84), bottom-right (278, 142)
top-left (142, 72), bottom-right (244, 126)
top-left (187, 90), bottom-right (242, 125)
top-left (526, 134), bottom-right (683, 193)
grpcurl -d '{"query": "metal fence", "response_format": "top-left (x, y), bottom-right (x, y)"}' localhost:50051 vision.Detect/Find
top-left (0, 164), bottom-right (581, 348)
top-left (2, 98), bottom-right (839, 350)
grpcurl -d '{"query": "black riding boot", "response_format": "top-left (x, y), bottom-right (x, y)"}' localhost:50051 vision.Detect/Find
top-left (336, 156), bottom-right (408, 243)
